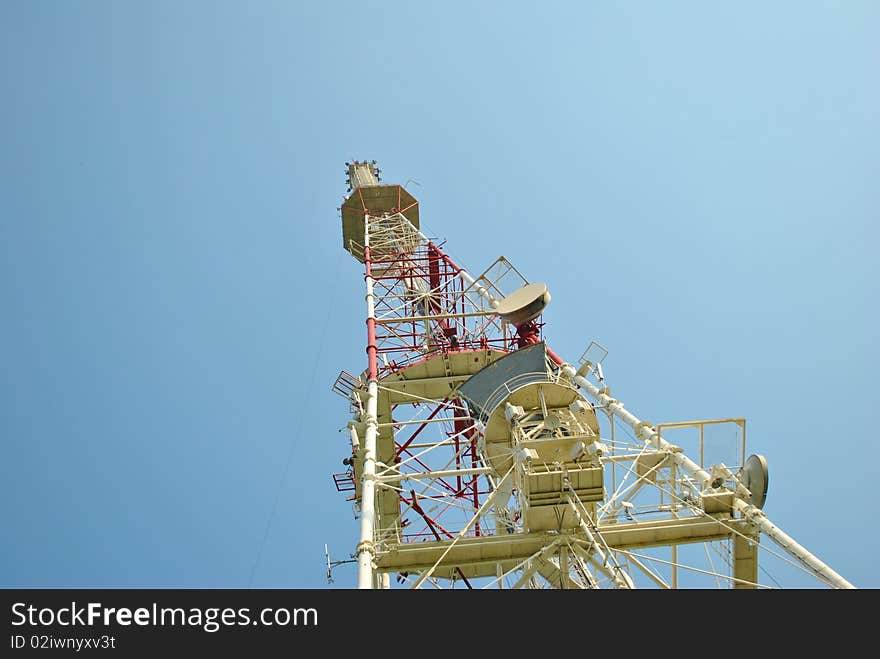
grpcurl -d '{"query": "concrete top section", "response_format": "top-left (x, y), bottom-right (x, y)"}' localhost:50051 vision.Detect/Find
top-left (341, 184), bottom-right (420, 261)
top-left (347, 161), bottom-right (380, 189)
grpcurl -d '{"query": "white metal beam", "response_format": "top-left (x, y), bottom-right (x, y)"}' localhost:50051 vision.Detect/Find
top-left (561, 364), bottom-right (855, 589)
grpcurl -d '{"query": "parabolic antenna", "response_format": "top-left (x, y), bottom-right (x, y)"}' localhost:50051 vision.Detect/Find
top-left (495, 283), bottom-right (551, 324)
top-left (740, 454), bottom-right (769, 509)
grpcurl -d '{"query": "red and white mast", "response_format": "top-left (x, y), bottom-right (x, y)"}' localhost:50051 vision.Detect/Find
top-left (331, 161), bottom-right (853, 590)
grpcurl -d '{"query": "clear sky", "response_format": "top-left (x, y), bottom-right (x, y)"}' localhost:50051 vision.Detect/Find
top-left (2, 2), bottom-right (877, 588)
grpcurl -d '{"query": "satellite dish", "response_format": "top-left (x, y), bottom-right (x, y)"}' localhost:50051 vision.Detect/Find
top-left (495, 283), bottom-right (551, 324)
top-left (740, 454), bottom-right (769, 509)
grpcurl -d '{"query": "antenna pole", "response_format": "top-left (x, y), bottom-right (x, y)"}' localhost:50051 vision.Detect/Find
top-left (355, 216), bottom-right (381, 589)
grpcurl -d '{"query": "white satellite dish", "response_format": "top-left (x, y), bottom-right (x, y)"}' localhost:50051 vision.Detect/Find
top-left (494, 283), bottom-right (551, 324)
top-left (740, 454), bottom-right (769, 509)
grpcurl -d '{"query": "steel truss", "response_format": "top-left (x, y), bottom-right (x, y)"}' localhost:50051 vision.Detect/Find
top-left (331, 166), bottom-right (854, 589)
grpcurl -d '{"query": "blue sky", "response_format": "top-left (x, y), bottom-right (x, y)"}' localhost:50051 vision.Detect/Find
top-left (1, 2), bottom-right (877, 588)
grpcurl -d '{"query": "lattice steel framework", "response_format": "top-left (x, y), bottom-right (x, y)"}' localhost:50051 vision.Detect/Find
top-left (328, 161), bottom-right (854, 590)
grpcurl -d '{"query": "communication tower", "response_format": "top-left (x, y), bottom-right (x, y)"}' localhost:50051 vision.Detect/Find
top-left (329, 161), bottom-right (853, 589)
